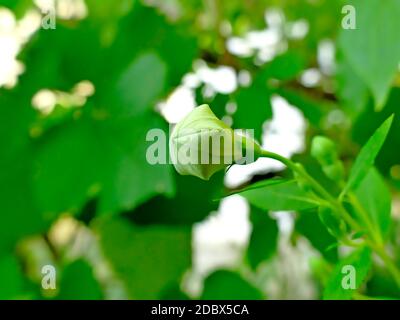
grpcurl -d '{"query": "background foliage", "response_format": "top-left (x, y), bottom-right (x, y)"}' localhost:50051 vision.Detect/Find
top-left (0, 0), bottom-right (400, 299)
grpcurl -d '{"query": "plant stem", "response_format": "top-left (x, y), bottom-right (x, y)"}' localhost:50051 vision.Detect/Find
top-left (261, 150), bottom-right (360, 230)
top-left (260, 149), bottom-right (400, 288)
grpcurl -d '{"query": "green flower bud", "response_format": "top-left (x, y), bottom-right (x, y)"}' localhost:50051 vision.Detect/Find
top-left (169, 104), bottom-right (261, 180)
top-left (311, 136), bottom-right (337, 165)
top-left (311, 136), bottom-right (345, 182)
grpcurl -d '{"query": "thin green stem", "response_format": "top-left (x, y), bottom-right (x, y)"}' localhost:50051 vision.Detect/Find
top-left (347, 192), bottom-right (383, 245)
top-left (261, 150), bottom-right (360, 231)
top-left (260, 149), bottom-right (400, 288)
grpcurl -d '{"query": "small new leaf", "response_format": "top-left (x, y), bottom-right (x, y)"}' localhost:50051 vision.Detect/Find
top-left (344, 115), bottom-right (394, 193)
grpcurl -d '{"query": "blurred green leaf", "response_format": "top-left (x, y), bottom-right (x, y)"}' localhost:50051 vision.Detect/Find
top-left (1, 0), bottom-right (400, 301)
top-left (233, 75), bottom-right (272, 141)
top-left (367, 266), bottom-right (400, 299)
top-left (247, 206), bottom-right (278, 270)
top-left (296, 209), bottom-right (338, 263)
top-left (33, 117), bottom-right (102, 214)
top-left (201, 270), bottom-right (263, 300)
top-left (125, 171), bottom-right (223, 225)
top-left (98, 217), bottom-right (191, 299)
top-left (265, 51), bottom-right (305, 81)
top-left (96, 113), bottom-right (175, 214)
top-left (57, 260), bottom-right (103, 300)
top-left (336, 52), bottom-right (369, 118)
top-left (0, 255), bottom-right (25, 299)
top-left (352, 90), bottom-right (400, 178)
top-left (0, 0), bottom-right (31, 17)
top-left (354, 168), bottom-right (391, 240)
top-left (318, 206), bottom-right (347, 239)
top-left (85, 0), bottom-right (134, 22)
top-left (0, 92), bottom-right (47, 251)
top-left (105, 52), bottom-right (167, 116)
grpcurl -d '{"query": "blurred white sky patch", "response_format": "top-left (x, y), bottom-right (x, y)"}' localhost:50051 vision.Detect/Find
top-left (271, 211), bottom-right (294, 236)
top-left (227, 28), bottom-right (283, 63)
top-left (285, 19), bottom-right (309, 40)
top-left (0, 8), bottom-right (41, 88)
top-left (186, 195), bottom-right (251, 295)
top-left (158, 61), bottom-right (238, 123)
top-left (318, 39), bottom-right (336, 75)
top-left (195, 61), bottom-right (237, 94)
top-left (158, 86), bottom-right (196, 124)
top-left (194, 195), bottom-right (251, 270)
top-left (182, 72), bottom-right (202, 89)
top-left (227, 8), bottom-right (308, 64)
top-left (300, 68), bottom-right (322, 88)
top-left (34, 0), bottom-right (87, 20)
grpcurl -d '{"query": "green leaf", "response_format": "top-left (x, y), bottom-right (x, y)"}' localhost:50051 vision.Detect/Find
top-left (345, 115), bottom-right (394, 192)
top-left (0, 145), bottom-right (47, 253)
top-left (85, 0), bottom-right (134, 22)
top-left (351, 90), bottom-right (400, 177)
top-left (33, 118), bottom-right (103, 215)
top-left (57, 260), bottom-right (103, 300)
top-left (96, 113), bottom-right (175, 214)
top-left (339, 0), bottom-right (400, 109)
top-left (236, 179), bottom-right (318, 211)
top-left (98, 217), bottom-right (191, 299)
top-left (0, 255), bottom-right (25, 299)
top-left (107, 3), bottom-right (197, 88)
top-left (106, 52), bottom-right (167, 116)
top-left (0, 92), bottom-right (55, 252)
top-left (323, 247), bottom-right (372, 300)
top-left (201, 270), bottom-right (263, 300)
top-left (247, 207), bottom-right (278, 270)
top-left (33, 111), bottom-right (174, 216)
top-left (233, 76), bottom-right (272, 141)
top-left (336, 52), bottom-right (369, 118)
top-left (296, 209), bottom-right (338, 263)
top-left (19, 24), bottom-right (104, 96)
top-left (354, 168), bottom-right (391, 240)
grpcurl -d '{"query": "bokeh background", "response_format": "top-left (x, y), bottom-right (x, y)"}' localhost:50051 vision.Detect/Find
top-left (1, 0), bottom-right (400, 299)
